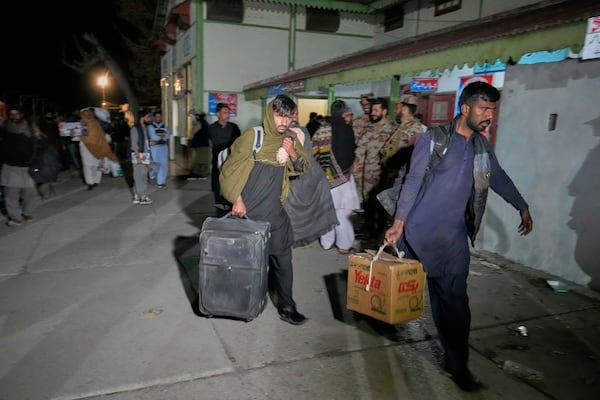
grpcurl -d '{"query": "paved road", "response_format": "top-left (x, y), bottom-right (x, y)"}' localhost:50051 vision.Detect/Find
top-left (1, 168), bottom-right (599, 400)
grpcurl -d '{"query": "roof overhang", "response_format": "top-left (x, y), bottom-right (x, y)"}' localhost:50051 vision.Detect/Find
top-left (243, 0), bottom-right (600, 100)
top-left (252, 1), bottom-right (401, 14)
top-left (165, 0), bottom-right (191, 42)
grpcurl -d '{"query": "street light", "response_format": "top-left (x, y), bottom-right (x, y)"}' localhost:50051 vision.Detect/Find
top-left (97, 74), bottom-right (108, 107)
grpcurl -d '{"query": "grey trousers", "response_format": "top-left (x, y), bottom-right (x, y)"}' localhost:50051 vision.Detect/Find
top-left (4, 186), bottom-right (38, 221)
top-left (132, 163), bottom-right (150, 198)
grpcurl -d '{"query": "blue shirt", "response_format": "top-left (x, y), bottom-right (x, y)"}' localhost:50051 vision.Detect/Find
top-left (147, 122), bottom-right (170, 142)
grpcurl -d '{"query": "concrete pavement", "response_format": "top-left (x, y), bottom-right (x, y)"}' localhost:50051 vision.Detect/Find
top-left (0, 166), bottom-right (599, 400)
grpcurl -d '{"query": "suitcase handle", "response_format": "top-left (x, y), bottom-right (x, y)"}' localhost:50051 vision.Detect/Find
top-left (221, 211), bottom-right (258, 224)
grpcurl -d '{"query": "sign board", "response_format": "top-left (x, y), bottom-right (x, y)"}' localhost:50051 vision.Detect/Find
top-left (410, 78), bottom-right (438, 92)
top-left (582, 16), bottom-right (600, 60)
top-left (267, 84), bottom-right (284, 97)
top-left (208, 93), bottom-right (238, 116)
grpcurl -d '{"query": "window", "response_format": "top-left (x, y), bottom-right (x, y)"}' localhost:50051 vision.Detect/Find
top-left (206, 0), bottom-right (244, 23)
top-left (384, 3), bottom-right (404, 32)
top-left (306, 7), bottom-right (340, 33)
top-left (431, 100), bottom-right (449, 121)
top-left (434, 0), bottom-right (461, 17)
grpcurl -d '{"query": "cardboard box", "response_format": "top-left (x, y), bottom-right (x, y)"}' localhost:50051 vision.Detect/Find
top-left (346, 251), bottom-right (426, 325)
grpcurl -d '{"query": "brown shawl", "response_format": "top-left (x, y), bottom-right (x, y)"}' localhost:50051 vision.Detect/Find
top-left (80, 113), bottom-right (117, 161)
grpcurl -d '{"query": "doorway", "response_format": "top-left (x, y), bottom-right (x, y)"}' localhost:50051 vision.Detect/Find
top-left (297, 98), bottom-right (328, 126)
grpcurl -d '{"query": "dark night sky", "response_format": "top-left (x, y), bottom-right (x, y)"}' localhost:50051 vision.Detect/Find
top-left (1, 1), bottom-right (127, 115)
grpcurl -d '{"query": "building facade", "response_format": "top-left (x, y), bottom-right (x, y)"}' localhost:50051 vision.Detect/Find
top-left (156, 0), bottom-right (600, 290)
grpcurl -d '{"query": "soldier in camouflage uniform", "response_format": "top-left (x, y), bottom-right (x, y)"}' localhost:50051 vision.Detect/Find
top-left (353, 98), bottom-right (397, 242)
top-left (379, 94), bottom-right (427, 187)
top-left (353, 97), bottom-right (397, 204)
top-left (352, 94), bottom-right (373, 144)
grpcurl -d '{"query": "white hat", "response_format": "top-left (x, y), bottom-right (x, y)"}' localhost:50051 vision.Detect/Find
top-left (93, 107), bottom-right (111, 123)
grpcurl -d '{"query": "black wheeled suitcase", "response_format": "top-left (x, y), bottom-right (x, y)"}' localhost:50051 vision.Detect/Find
top-left (198, 214), bottom-right (271, 321)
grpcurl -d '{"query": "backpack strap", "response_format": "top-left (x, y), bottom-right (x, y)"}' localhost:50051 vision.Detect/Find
top-left (252, 126), bottom-right (263, 158)
top-left (426, 124), bottom-right (451, 176)
top-left (218, 126), bottom-right (264, 169)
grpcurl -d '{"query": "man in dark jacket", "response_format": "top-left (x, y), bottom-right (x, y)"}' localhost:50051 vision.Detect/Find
top-left (0, 105), bottom-right (40, 226)
top-left (209, 103), bottom-right (240, 216)
top-left (384, 82), bottom-right (533, 392)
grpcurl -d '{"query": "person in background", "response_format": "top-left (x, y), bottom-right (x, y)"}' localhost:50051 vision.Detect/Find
top-left (33, 112), bottom-right (62, 199)
top-left (209, 103), bottom-right (240, 216)
top-left (384, 81), bottom-right (533, 392)
top-left (312, 100), bottom-right (359, 254)
top-left (354, 97), bottom-right (397, 243)
top-left (379, 94), bottom-right (427, 191)
top-left (38, 111), bottom-right (64, 171)
top-left (413, 113), bottom-right (428, 134)
top-left (187, 111), bottom-right (210, 181)
top-left (220, 94), bottom-right (309, 325)
top-left (111, 112), bottom-right (135, 190)
top-left (342, 109), bottom-right (353, 126)
top-left (374, 94), bottom-right (428, 223)
top-left (305, 112), bottom-right (322, 139)
top-left (62, 110), bottom-right (82, 170)
top-left (0, 105), bottom-right (41, 226)
top-left (147, 110), bottom-right (170, 188)
top-left (110, 112), bottom-right (130, 161)
top-left (78, 107), bottom-right (117, 190)
top-left (129, 111), bottom-right (154, 205)
top-left (352, 93), bottom-right (373, 142)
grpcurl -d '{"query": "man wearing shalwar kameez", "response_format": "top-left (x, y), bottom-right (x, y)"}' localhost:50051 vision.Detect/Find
top-left (384, 82), bottom-right (533, 391)
top-left (78, 108), bottom-right (117, 190)
top-left (220, 95), bottom-right (309, 326)
top-left (147, 110), bottom-right (170, 188)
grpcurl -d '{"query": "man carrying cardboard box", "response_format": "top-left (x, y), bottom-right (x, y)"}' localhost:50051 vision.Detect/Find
top-left (384, 82), bottom-right (533, 392)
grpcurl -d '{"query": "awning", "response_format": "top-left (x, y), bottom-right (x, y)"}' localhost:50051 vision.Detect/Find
top-left (251, 0), bottom-right (400, 14)
top-left (303, 22), bottom-right (585, 89)
top-left (165, 0), bottom-right (191, 42)
top-left (243, 0), bottom-right (599, 100)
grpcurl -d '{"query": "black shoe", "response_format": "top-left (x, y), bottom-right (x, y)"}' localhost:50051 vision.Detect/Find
top-left (87, 184), bottom-right (94, 190)
top-left (278, 307), bottom-right (307, 325)
top-left (445, 367), bottom-right (485, 392)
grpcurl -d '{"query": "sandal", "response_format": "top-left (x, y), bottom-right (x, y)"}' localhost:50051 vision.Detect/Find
top-left (338, 247), bottom-right (356, 255)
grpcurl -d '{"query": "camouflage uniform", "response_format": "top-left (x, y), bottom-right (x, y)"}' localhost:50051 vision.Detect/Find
top-left (353, 119), bottom-right (397, 203)
top-left (352, 114), bottom-right (370, 143)
top-left (379, 117), bottom-right (426, 185)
